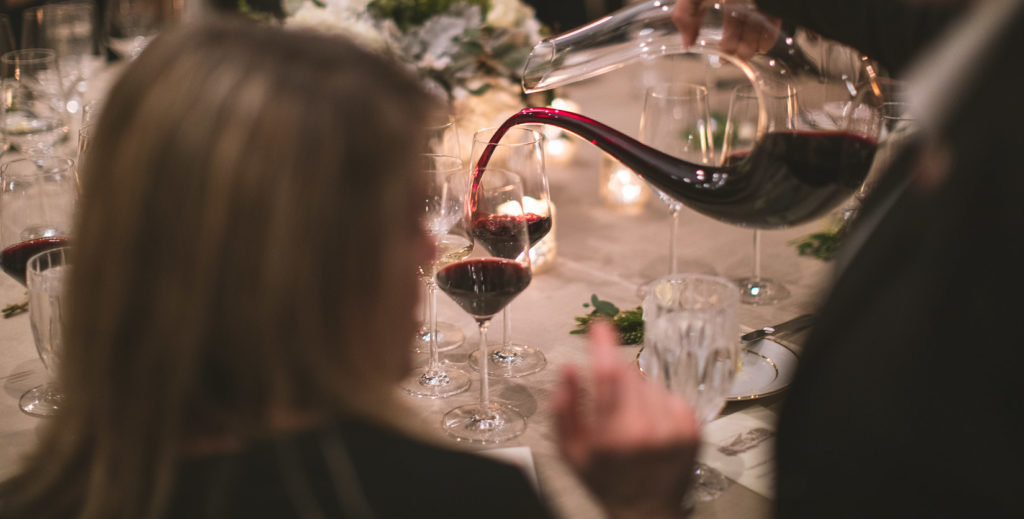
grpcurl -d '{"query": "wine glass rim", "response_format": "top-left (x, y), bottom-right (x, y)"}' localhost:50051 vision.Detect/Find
top-left (644, 273), bottom-right (740, 309)
top-left (26, 245), bottom-right (71, 278)
top-left (422, 153), bottom-right (464, 174)
top-left (0, 157), bottom-right (76, 179)
top-left (472, 126), bottom-right (543, 146)
top-left (1, 48), bottom-right (57, 64)
top-left (645, 82), bottom-right (709, 100)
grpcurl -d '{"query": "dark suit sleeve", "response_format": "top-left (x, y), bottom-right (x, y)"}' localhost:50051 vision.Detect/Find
top-left (756, 0), bottom-right (963, 74)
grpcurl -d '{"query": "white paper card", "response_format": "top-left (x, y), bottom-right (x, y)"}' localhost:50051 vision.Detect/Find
top-left (700, 406), bottom-right (778, 498)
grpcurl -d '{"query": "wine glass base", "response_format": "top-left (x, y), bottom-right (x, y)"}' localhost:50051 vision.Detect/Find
top-left (19, 383), bottom-right (61, 417)
top-left (400, 363), bottom-right (471, 399)
top-left (736, 277), bottom-right (790, 306)
top-left (468, 343), bottom-right (546, 378)
top-left (414, 320), bottom-right (465, 353)
top-left (686, 462), bottom-right (732, 502)
top-left (442, 402), bottom-right (526, 444)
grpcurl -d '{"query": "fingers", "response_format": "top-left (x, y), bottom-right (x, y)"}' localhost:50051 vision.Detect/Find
top-left (589, 320), bottom-right (621, 423)
top-left (672, 0), bottom-right (706, 48)
top-left (553, 364), bottom-right (587, 466)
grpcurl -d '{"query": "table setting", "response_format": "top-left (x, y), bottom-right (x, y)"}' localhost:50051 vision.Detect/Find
top-left (0, 1), bottom-right (911, 518)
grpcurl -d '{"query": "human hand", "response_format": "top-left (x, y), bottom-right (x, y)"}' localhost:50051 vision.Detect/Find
top-left (672, 0), bottom-right (782, 60)
top-left (553, 321), bottom-right (699, 519)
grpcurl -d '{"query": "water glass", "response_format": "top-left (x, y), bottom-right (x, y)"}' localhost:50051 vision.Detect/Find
top-left (21, 1), bottom-right (101, 113)
top-left (643, 273), bottom-right (739, 501)
top-left (20, 246), bottom-right (71, 417)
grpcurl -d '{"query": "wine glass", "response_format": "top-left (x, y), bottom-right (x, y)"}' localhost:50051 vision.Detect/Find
top-left (0, 49), bottom-right (71, 157)
top-left (642, 273), bottom-right (739, 502)
top-left (105, 0), bottom-right (179, 60)
top-left (20, 246), bottom-right (71, 417)
top-left (401, 155), bottom-right (472, 398)
top-left (639, 84), bottom-right (714, 276)
top-left (0, 15), bottom-right (13, 155)
top-left (438, 168), bottom-right (531, 443)
top-left (469, 126), bottom-right (549, 378)
top-left (413, 111), bottom-right (466, 353)
top-left (721, 85), bottom-right (793, 305)
top-left (0, 158), bottom-right (76, 286)
top-left (21, 1), bottom-right (101, 114)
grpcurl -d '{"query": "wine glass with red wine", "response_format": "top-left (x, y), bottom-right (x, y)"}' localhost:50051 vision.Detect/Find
top-left (469, 127), bottom-right (549, 378)
top-left (721, 86), bottom-right (794, 305)
top-left (0, 158), bottom-right (76, 286)
top-left (638, 83), bottom-right (714, 278)
top-left (401, 155), bottom-right (473, 398)
top-left (438, 169), bottom-right (532, 443)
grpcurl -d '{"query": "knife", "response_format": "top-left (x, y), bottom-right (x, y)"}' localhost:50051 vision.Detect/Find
top-left (741, 314), bottom-right (816, 343)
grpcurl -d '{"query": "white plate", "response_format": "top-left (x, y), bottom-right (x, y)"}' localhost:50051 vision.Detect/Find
top-left (636, 338), bottom-right (799, 401)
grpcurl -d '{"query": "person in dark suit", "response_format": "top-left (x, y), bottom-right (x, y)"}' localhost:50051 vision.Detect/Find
top-left (676, 0), bottom-right (1024, 516)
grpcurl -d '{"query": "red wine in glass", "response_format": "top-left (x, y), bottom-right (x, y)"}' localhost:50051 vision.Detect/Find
top-left (0, 236), bottom-right (69, 286)
top-left (436, 258), bottom-right (532, 318)
top-left (471, 213), bottom-right (552, 259)
top-left (475, 108), bottom-right (877, 229)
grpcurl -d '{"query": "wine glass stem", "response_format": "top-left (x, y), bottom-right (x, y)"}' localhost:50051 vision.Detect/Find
top-left (752, 229), bottom-right (762, 280)
top-left (477, 319), bottom-right (492, 408)
top-left (501, 306), bottom-right (512, 353)
top-left (669, 206), bottom-right (681, 274)
top-left (426, 279), bottom-right (441, 372)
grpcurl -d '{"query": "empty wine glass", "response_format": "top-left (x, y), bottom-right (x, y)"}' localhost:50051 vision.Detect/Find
top-left (77, 123), bottom-right (93, 170)
top-left (0, 49), bottom-right (71, 157)
top-left (469, 126), bottom-right (549, 378)
top-left (639, 84), bottom-right (714, 276)
top-left (105, 0), bottom-right (179, 60)
top-left (20, 246), bottom-right (71, 417)
top-left (413, 111), bottom-right (466, 353)
top-left (0, 15), bottom-right (13, 155)
top-left (21, 1), bottom-right (101, 114)
top-left (722, 86), bottom-right (794, 305)
top-left (643, 273), bottom-right (739, 502)
top-left (438, 169), bottom-right (531, 443)
top-left (0, 158), bottom-right (76, 286)
top-left (402, 155), bottom-right (472, 398)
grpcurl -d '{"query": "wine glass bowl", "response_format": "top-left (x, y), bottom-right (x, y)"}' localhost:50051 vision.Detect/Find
top-left (21, 1), bottom-right (101, 113)
top-left (468, 126), bottom-right (549, 378)
top-left (438, 169), bottom-right (531, 443)
top-left (19, 246), bottom-right (71, 417)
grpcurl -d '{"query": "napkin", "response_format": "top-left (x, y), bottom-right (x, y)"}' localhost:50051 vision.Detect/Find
top-left (700, 406), bottom-right (778, 498)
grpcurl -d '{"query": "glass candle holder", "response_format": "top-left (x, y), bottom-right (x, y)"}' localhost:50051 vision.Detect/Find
top-left (599, 155), bottom-right (650, 214)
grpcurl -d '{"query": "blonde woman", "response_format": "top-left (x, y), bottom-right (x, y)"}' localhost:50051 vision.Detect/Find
top-left (0, 21), bottom-right (698, 519)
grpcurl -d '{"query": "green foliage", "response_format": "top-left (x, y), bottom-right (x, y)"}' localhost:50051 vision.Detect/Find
top-left (571, 294), bottom-right (645, 345)
top-left (370, 0), bottom-right (490, 29)
top-left (791, 219), bottom-right (848, 261)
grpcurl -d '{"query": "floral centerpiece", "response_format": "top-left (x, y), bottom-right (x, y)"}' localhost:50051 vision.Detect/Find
top-left (282, 0), bottom-right (545, 148)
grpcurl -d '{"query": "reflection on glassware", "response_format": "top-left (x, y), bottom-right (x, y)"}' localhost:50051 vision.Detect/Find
top-left (77, 123), bottom-right (92, 170)
top-left (0, 158), bottom-right (76, 286)
top-left (105, 0), bottom-right (179, 60)
top-left (440, 169), bottom-right (530, 443)
top-left (640, 83), bottom-right (713, 275)
top-left (20, 246), bottom-right (71, 417)
top-left (0, 49), bottom-right (70, 157)
top-left (723, 86), bottom-right (795, 305)
top-left (21, 2), bottom-right (102, 114)
top-left (642, 273), bottom-right (739, 502)
top-left (403, 155), bottom-right (472, 398)
top-left (469, 127), bottom-right (549, 378)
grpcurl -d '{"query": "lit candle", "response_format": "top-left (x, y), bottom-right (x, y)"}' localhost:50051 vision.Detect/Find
top-left (542, 98), bottom-right (580, 166)
top-left (599, 155), bottom-right (650, 214)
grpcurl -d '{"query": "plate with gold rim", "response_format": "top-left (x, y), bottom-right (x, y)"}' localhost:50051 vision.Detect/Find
top-left (635, 338), bottom-right (799, 402)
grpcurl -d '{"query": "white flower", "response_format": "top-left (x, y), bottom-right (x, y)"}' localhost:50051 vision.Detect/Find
top-left (486, 0), bottom-right (536, 30)
top-left (453, 76), bottom-right (524, 155)
top-left (286, 1), bottom-right (391, 51)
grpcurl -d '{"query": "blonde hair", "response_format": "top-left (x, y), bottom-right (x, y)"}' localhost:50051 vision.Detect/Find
top-left (0, 20), bottom-right (431, 519)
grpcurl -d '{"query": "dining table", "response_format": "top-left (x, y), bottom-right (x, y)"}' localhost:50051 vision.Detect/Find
top-left (0, 60), bottom-right (839, 518)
